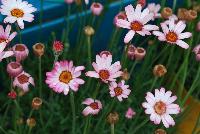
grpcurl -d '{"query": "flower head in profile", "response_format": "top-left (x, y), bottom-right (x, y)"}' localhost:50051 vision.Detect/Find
top-left (12, 44), bottom-right (29, 62)
top-left (82, 98), bottom-right (102, 116)
top-left (0, 44), bottom-right (14, 62)
top-left (46, 60), bottom-right (85, 95)
top-left (114, 11), bottom-right (127, 27)
top-left (142, 87), bottom-right (181, 128)
top-left (90, 2), bottom-right (103, 16)
top-left (147, 3), bottom-right (161, 20)
top-left (116, 4), bottom-right (159, 43)
top-left (0, 0), bottom-right (37, 29)
top-left (125, 107), bottom-right (136, 119)
top-left (85, 53), bottom-right (122, 83)
top-left (153, 19), bottom-right (192, 49)
top-left (13, 71), bottom-right (35, 92)
top-left (109, 80), bottom-right (131, 101)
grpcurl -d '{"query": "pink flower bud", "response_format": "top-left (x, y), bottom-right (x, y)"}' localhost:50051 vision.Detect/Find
top-left (90, 2), bottom-right (103, 16)
top-left (7, 61), bottom-right (23, 77)
top-left (53, 41), bottom-right (64, 53)
top-left (13, 44), bottom-right (29, 62)
top-left (127, 45), bottom-right (136, 60)
top-left (125, 108), bottom-right (136, 119)
top-left (100, 51), bottom-right (112, 57)
top-left (8, 91), bottom-right (17, 99)
top-left (134, 47), bottom-right (146, 60)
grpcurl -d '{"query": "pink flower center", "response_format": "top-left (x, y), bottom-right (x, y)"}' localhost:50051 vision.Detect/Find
top-left (10, 62), bottom-right (20, 69)
top-left (90, 102), bottom-right (99, 110)
top-left (154, 101), bottom-right (166, 115)
top-left (99, 70), bottom-right (110, 80)
top-left (59, 71), bottom-right (72, 84)
top-left (11, 8), bottom-right (24, 18)
top-left (114, 87), bottom-right (123, 96)
top-left (15, 45), bottom-right (25, 51)
top-left (17, 74), bottom-right (29, 84)
top-left (166, 32), bottom-right (178, 42)
top-left (131, 21), bottom-right (143, 31)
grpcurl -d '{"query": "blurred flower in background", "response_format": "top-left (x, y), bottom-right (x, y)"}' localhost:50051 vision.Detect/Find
top-left (82, 98), bottom-right (102, 116)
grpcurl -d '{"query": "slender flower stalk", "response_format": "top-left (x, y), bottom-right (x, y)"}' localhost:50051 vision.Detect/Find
top-left (70, 91), bottom-right (76, 134)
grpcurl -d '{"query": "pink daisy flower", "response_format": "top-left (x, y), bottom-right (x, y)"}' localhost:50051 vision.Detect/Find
top-left (142, 87), bottom-right (181, 128)
top-left (13, 71), bottom-right (35, 92)
top-left (109, 80), bottom-right (131, 101)
top-left (147, 3), bottom-right (161, 20)
top-left (125, 107), bottom-right (136, 119)
top-left (85, 54), bottom-right (122, 83)
top-left (116, 4), bottom-right (159, 43)
top-left (0, 25), bottom-right (17, 46)
top-left (12, 44), bottom-right (29, 62)
top-left (82, 98), bottom-right (102, 116)
top-left (46, 60), bottom-right (85, 95)
top-left (0, 0), bottom-right (37, 29)
top-left (153, 19), bottom-right (192, 49)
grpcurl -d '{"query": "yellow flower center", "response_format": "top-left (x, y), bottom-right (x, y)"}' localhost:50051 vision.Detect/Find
top-left (166, 32), bottom-right (178, 42)
top-left (131, 21), bottom-right (143, 31)
top-left (114, 87), bottom-right (123, 96)
top-left (0, 38), bottom-right (7, 43)
top-left (11, 8), bottom-right (24, 18)
top-left (59, 71), bottom-right (72, 84)
top-left (154, 101), bottom-right (166, 115)
top-left (99, 70), bottom-right (110, 80)
top-left (90, 102), bottom-right (99, 110)
top-left (17, 74), bottom-right (29, 84)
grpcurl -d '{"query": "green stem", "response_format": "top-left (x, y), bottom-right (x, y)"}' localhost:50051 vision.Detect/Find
top-left (87, 36), bottom-right (92, 69)
top-left (132, 118), bottom-right (149, 134)
top-left (150, 77), bottom-right (158, 91)
top-left (93, 81), bottom-right (101, 99)
top-left (182, 66), bottom-right (200, 106)
top-left (16, 24), bottom-right (22, 43)
top-left (129, 61), bottom-right (138, 75)
top-left (172, 0), bottom-right (177, 11)
top-left (70, 91), bottom-right (76, 134)
top-left (111, 124), bottom-right (115, 134)
top-left (83, 116), bottom-right (91, 134)
top-left (39, 57), bottom-right (42, 97)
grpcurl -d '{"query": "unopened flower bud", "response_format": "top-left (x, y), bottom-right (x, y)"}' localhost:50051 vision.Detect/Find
top-left (153, 64), bottom-right (167, 77)
top-left (84, 26), bottom-right (95, 36)
top-left (121, 69), bottom-right (130, 81)
top-left (13, 44), bottom-right (29, 62)
top-left (177, 8), bottom-right (188, 20)
top-left (187, 10), bottom-right (197, 21)
top-left (107, 112), bottom-right (119, 124)
top-left (155, 129), bottom-right (167, 134)
top-left (53, 41), bottom-right (64, 53)
top-left (32, 97), bottom-right (42, 110)
top-left (8, 90), bottom-right (17, 99)
top-left (127, 45), bottom-right (136, 60)
top-left (134, 47), bottom-right (146, 60)
top-left (161, 7), bottom-right (172, 19)
top-left (7, 62), bottom-right (23, 77)
top-left (90, 2), bottom-right (103, 16)
top-left (32, 43), bottom-right (45, 57)
top-left (26, 118), bottom-right (36, 128)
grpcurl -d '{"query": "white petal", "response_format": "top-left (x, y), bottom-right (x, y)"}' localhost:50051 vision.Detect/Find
top-left (176, 40), bottom-right (189, 49)
top-left (124, 30), bottom-right (135, 43)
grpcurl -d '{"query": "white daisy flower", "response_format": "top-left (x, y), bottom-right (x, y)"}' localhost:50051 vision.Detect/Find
top-left (0, 0), bottom-right (37, 29)
top-left (142, 87), bottom-right (181, 128)
top-left (153, 19), bottom-right (192, 49)
top-left (116, 4), bottom-right (159, 43)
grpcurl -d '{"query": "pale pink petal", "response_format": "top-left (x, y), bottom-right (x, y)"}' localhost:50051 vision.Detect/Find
top-left (116, 19), bottom-right (131, 29)
top-left (161, 23), bottom-right (169, 34)
top-left (85, 71), bottom-right (99, 78)
top-left (125, 5), bottom-right (134, 22)
top-left (82, 98), bottom-right (94, 105)
top-left (176, 40), bottom-right (189, 49)
top-left (178, 32), bottom-right (192, 39)
top-left (143, 24), bottom-right (159, 31)
top-left (82, 107), bottom-right (93, 116)
top-left (124, 30), bottom-right (135, 43)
